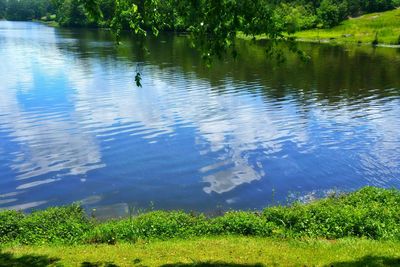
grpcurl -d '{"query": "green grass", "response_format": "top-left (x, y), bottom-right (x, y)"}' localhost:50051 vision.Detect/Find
top-left (2, 237), bottom-right (400, 266)
top-left (294, 8), bottom-right (400, 45)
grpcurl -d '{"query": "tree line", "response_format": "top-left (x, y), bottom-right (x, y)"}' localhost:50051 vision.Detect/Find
top-left (1, 0), bottom-right (399, 29)
top-left (0, 0), bottom-right (55, 21)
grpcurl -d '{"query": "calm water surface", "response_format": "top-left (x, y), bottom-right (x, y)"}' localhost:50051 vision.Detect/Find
top-left (1, 21), bottom-right (400, 215)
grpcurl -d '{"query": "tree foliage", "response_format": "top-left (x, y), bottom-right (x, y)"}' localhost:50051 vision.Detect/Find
top-left (317, 0), bottom-right (348, 27)
top-left (0, 0), bottom-right (6, 19)
top-left (52, 0), bottom-right (92, 26)
top-left (2, 0), bottom-right (54, 21)
top-left (2, 0), bottom-right (399, 30)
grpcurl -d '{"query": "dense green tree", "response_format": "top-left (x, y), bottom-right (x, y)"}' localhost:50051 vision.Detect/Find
top-left (361, 0), bottom-right (396, 12)
top-left (316, 0), bottom-right (348, 27)
top-left (6, 0), bottom-right (35, 20)
top-left (0, 0), bottom-right (6, 19)
top-left (98, 0), bottom-right (116, 26)
top-left (54, 0), bottom-right (89, 26)
top-left (275, 3), bottom-right (317, 32)
top-left (4, 0), bottom-right (54, 21)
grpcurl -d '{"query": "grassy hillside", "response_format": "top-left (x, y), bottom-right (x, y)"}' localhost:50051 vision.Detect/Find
top-left (2, 237), bottom-right (400, 266)
top-left (294, 8), bottom-right (400, 45)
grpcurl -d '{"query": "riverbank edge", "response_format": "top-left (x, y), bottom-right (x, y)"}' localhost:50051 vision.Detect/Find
top-left (294, 37), bottom-right (400, 48)
top-left (1, 186), bottom-right (399, 246)
top-left (236, 32), bottom-right (400, 49)
top-left (1, 186), bottom-right (399, 265)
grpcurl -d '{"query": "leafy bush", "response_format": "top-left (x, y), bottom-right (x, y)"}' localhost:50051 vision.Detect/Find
top-left (263, 187), bottom-right (400, 239)
top-left (0, 204), bottom-right (91, 245)
top-left (19, 204), bottom-right (92, 244)
top-left (276, 3), bottom-right (318, 33)
top-left (0, 210), bottom-right (24, 243)
top-left (210, 211), bottom-right (274, 236)
top-left (85, 210), bottom-right (276, 244)
top-left (86, 211), bottom-right (208, 244)
top-left (317, 0), bottom-right (349, 28)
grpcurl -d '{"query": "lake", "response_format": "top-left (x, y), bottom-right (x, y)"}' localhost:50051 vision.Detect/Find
top-left (1, 21), bottom-right (400, 215)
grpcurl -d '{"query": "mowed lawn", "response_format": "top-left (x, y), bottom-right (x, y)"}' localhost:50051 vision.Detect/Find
top-left (2, 236), bottom-right (400, 266)
top-left (294, 8), bottom-right (400, 45)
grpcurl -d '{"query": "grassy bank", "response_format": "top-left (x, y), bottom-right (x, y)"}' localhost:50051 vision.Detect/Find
top-left (2, 237), bottom-right (400, 266)
top-left (294, 8), bottom-right (400, 45)
top-left (1, 187), bottom-right (400, 265)
top-left (1, 187), bottom-right (400, 246)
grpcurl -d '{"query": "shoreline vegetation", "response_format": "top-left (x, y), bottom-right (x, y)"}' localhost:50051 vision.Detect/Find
top-left (36, 11), bottom-right (400, 50)
top-left (34, 7), bottom-right (400, 48)
top-left (2, 187), bottom-right (400, 245)
top-left (1, 187), bottom-right (400, 265)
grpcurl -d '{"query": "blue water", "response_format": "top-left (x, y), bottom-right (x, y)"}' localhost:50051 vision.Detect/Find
top-left (1, 21), bottom-right (400, 215)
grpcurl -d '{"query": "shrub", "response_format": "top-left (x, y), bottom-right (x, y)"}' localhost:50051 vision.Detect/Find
top-left (276, 3), bottom-right (317, 32)
top-left (263, 187), bottom-right (400, 239)
top-left (4, 205), bottom-right (90, 244)
top-left (210, 211), bottom-right (274, 236)
top-left (86, 211), bottom-right (209, 243)
top-left (317, 0), bottom-right (348, 28)
top-left (0, 210), bottom-right (24, 243)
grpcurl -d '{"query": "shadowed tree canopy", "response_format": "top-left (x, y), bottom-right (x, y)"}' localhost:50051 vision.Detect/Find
top-left (78, 0), bottom-right (307, 87)
top-left (79, 0), bottom-right (291, 61)
top-left (76, 0), bottom-right (399, 62)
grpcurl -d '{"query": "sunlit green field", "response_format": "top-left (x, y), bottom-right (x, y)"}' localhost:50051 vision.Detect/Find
top-left (2, 237), bottom-right (400, 266)
top-left (294, 8), bottom-right (400, 45)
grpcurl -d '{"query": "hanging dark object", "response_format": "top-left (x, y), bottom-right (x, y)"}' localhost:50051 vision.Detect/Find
top-left (134, 72), bottom-right (142, 87)
top-left (135, 63), bottom-right (143, 87)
